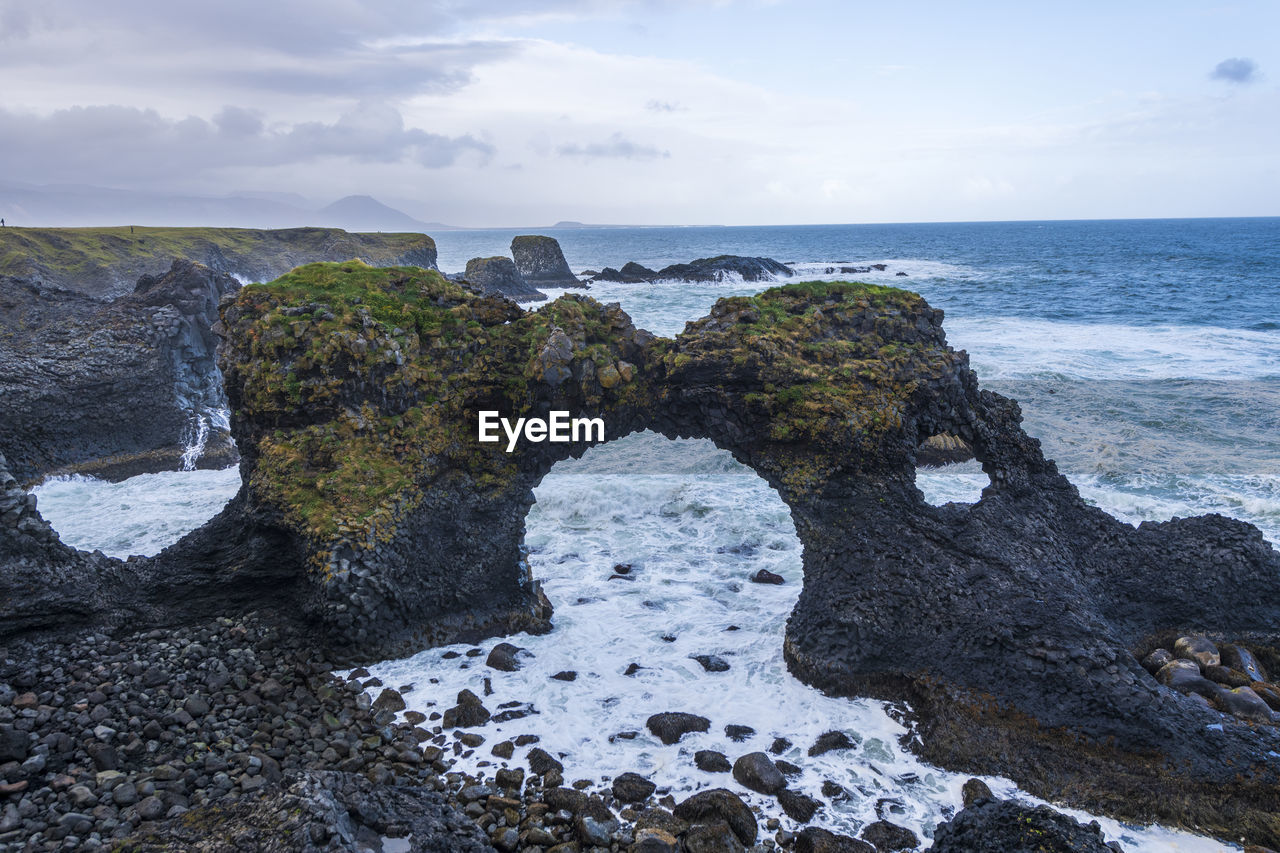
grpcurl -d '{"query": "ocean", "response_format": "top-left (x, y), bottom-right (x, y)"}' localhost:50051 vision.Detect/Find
top-left (31, 218), bottom-right (1280, 850)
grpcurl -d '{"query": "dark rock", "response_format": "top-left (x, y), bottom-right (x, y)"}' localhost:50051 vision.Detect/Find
top-left (591, 262), bottom-right (658, 283)
top-left (1222, 644), bottom-right (1269, 682)
top-left (485, 642), bottom-right (526, 672)
top-left (1156, 660), bottom-right (1221, 699)
top-left (551, 670), bottom-right (577, 681)
top-left (861, 820), bottom-right (919, 851)
top-left (776, 759), bottom-right (801, 777)
top-left (724, 724), bottom-right (754, 741)
top-left (692, 654), bottom-right (730, 672)
top-left (461, 256), bottom-right (546, 302)
top-left (1141, 648), bottom-right (1174, 674)
top-left (511, 235), bottom-right (581, 287)
top-left (612, 772), bottom-right (656, 803)
top-left (808, 730), bottom-right (857, 756)
top-left (672, 789), bottom-right (757, 847)
top-left (732, 752), bottom-right (786, 795)
top-left (750, 569), bottom-right (785, 585)
top-left (777, 789), bottom-right (822, 822)
top-left (1216, 686), bottom-right (1277, 725)
top-left (915, 432), bottom-right (976, 467)
top-left (695, 750), bottom-right (732, 772)
top-left (961, 777), bottom-right (994, 807)
top-left (931, 798), bottom-right (1113, 852)
top-left (633, 827), bottom-right (680, 853)
top-left (442, 689), bottom-right (490, 728)
top-left (768, 737), bottom-right (791, 755)
top-left (682, 820), bottom-right (746, 853)
top-left (1205, 664), bottom-right (1253, 688)
top-left (646, 712), bottom-right (710, 745)
top-left (795, 827), bottom-right (874, 853)
top-left (528, 747), bottom-right (564, 776)
top-left (0, 727), bottom-right (27, 763)
top-left (652, 255), bottom-right (793, 283)
top-left (1174, 636), bottom-right (1220, 668)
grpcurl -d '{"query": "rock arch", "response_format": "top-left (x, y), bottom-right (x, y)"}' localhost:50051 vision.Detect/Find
top-left (3, 262), bottom-right (1280, 845)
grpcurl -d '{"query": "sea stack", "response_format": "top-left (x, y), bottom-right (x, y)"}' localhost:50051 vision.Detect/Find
top-left (511, 235), bottom-right (582, 287)
top-left (463, 256), bottom-right (547, 302)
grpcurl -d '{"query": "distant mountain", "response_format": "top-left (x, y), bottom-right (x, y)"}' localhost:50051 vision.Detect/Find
top-left (0, 182), bottom-right (460, 232)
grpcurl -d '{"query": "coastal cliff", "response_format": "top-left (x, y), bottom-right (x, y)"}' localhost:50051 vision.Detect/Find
top-left (3, 266), bottom-right (1280, 846)
top-left (0, 226), bottom-right (438, 299)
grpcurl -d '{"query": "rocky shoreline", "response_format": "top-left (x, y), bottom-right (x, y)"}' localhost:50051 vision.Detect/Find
top-left (1, 611), bottom-right (1139, 852)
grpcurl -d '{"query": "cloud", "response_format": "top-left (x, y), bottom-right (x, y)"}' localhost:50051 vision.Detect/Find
top-left (555, 133), bottom-right (670, 160)
top-left (0, 103), bottom-right (492, 186)
top-left (1210, 57), bottom-right (1258, 84)
top-left (645, 99), bottom-right (684, 113)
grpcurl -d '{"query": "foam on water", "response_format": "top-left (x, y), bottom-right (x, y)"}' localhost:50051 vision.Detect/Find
top-left (31, 466), bottom-right (241, 558)
top-left (363, 434), bottom-right (1236, 852)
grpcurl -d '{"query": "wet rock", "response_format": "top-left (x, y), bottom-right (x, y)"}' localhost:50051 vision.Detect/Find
top-left (931, 798), bottom-right (1113, 852)
top-left (961, 777), bottom-right (994, 807)
top-left (646, 712), bottom-right (710, 745)
top-left (373, 687), bottom-right (406, 713)
top-left (1174, 636), bottom-right (1220, 668)
top-left (0, 727), bottom-right (28, 763)
top-left (1141, 648), bottom-right (1174, 674)
top-left (672, 789), bottom-right (757, 847)
top-left (486, 642), bottom-right (526, 672)
top-left (1156, 660), bottom-right (1220, 699)
top-left (732, 752), bottom-right (786, 795)
top-left (861, 820), bottom-right (920, 851)
top-left (528, 747), bottom-right (564, 776)
top-left (1222, 644), bottom-right (1269, 682)
top-left (695, 750), bottom-right (732, 773)
top-left (462, 255), bottom-right (546, 302)
top-left (751, 569), bottom-right (785, 585)
top-left (632, 826), bottom-right (680, 853)
top-left (692, 654), bottom-right (730, 673)
top-left (795, 827), bottom-right (874, 852)
top-left (442, 689), bottom-right (490, 728)
top-left (776, 759), bottom-right (801, 777)
top-left (613, 772), bottom-right (657, 803)
top-left (1217, 686), bottom-right (1278, 725)
top-left (1205, 665), bottom-right (1253, 688)
top-left (552, 670), bottom-right (578, 681)
top-left (769, 737), bottom-right (791, 755)
top-left (808, 730), bottom-right (857, 756)
top-left (682, 820), bottom-right (746, 853)
top-left (724, 724), bottom-right (754, 742)
top-left (778, 789), bottom-right (822, 822)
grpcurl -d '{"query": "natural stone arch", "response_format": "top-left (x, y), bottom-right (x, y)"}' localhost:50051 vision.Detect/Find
top-left (4, 261), bottom-right (1280, 846)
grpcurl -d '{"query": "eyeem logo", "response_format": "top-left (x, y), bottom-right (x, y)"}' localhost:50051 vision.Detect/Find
top-left (478, 411), bottom-right (605, 453)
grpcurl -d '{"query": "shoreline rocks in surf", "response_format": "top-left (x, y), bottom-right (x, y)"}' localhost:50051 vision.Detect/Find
top-left (591, 255), bottom-right (793, 284)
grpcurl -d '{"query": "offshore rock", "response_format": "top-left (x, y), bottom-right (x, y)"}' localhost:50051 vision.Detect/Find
top-left (0, 259), bottom-right (240, 482)
top-left (462, 256), bottom-right (546, 302)
top-left (4, 266), bottom-right (1280, 847)
top-left (930, 798), bottom-right (1114, 852)
top-left (511, 235), bottom-right (582, 287)
top-left (592, 255), bottom-right (791, 283)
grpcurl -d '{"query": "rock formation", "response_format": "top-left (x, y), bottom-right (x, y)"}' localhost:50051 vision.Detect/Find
top-left (511, 235), bottom-right (582, 287)
top-left (0, 260), bottom-right (240, 483)
top-left (461, 256), bottom-right (547, 302)
top-left (3, 264), bottom-right (1280, 846)
top-left (0, 226), bottom-right (438, 299)
top-left (591, 255), bottom-right (793, 283)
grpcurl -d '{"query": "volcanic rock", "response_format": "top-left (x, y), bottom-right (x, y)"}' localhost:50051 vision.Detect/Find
top-left (732, 752), bottom-right (786, 795)
top-left (646, 712), bottom-right (710, 745)
top-left (511, 235), bottom-right (581, 287)
top-left (461, 256), bottom-right (546, 302)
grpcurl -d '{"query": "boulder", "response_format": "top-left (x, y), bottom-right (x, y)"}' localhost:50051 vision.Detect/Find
top-left (694, 750), bottom-right (732, 772)
top-left (511, 235), bottom-right (581, 287)
top-left (672, 789), bottom-right (757, 847)
top-left (795, 827), bottom-right (874, 853)
top-left (462, 256), bottom-right (546, 302)
top-left (860, 820), bottom-right (919, 852)
top-left (692, 654), bottom-right (730, 672)
top-left (777, 789), bottom-right (822, 822)
top-left (1141, 648), bottom-right (1174, 674)
top-left (442, 689), bottom-right (490, 728)
top-left (732, 752), bottom-right (786, 795)
top-left (682, 821), bottom-right (745, 853)
top-left (1217, 687), bottom-right (1277, 725)
top-left (646, 712), bottom-right (710, 745)
top-left (808, 730), bottom-right (857, 756)
top-left (1155, 660), bottom-right (1220, 699)
top-left (612, 772), bottom-right (657, 803)
top-left (653, 255), bottom-right (793, 283)
top-left (485, 642), bottom-right (526, 672)
top-left (915, 432), bottom-right (976, 467)
top-left (1222, 644), bottom-right (1269, 682)
top-left (750, 569), bottom-right (785, 585)
top-left (1174, 636), bottom-right (1221, 668)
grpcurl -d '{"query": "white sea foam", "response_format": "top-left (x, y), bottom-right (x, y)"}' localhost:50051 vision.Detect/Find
top-left (945, 317), bottom-right (1280, 381)
top-left (31, 467), bottom-right (241, 558)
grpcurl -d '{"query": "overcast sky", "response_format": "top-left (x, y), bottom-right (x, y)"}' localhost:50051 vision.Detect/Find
top-left (2, 0), bottom-right (1277, 226)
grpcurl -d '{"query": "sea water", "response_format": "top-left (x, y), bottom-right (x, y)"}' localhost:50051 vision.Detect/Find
top-left (30, 218), bottom-right (1280, 850)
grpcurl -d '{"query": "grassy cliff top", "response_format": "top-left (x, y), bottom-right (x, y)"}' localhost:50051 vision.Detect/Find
top-left (0, 226), bottom-right (437, 299)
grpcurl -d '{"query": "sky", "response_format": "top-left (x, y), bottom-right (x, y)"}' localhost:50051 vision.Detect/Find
top-left (1, 0), bottom-right (1277, 226)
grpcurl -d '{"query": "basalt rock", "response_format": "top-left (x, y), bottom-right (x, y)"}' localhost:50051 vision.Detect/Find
top-left (461, 256), bottom-right (546, 302)
top-left (511, 235), bottom-right (582, 288)
top-left (592, 255), bottom-right (792, 284)
top-left (4, 266), bottom-right (1280, 847)
top-left (930, 797), bottom-right (1114, 852)
top-left (0, 259), bottom-right (241, 483)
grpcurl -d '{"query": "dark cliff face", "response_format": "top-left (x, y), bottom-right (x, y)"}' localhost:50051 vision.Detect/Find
top-left (511, 235), bottom-right (582, 287)
top-left (4, 265), bottom-right (1280, 846)
top-left (0, 259), bottom-right (240, 483)
top-left (0, 226), bottom-right (439, 299)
